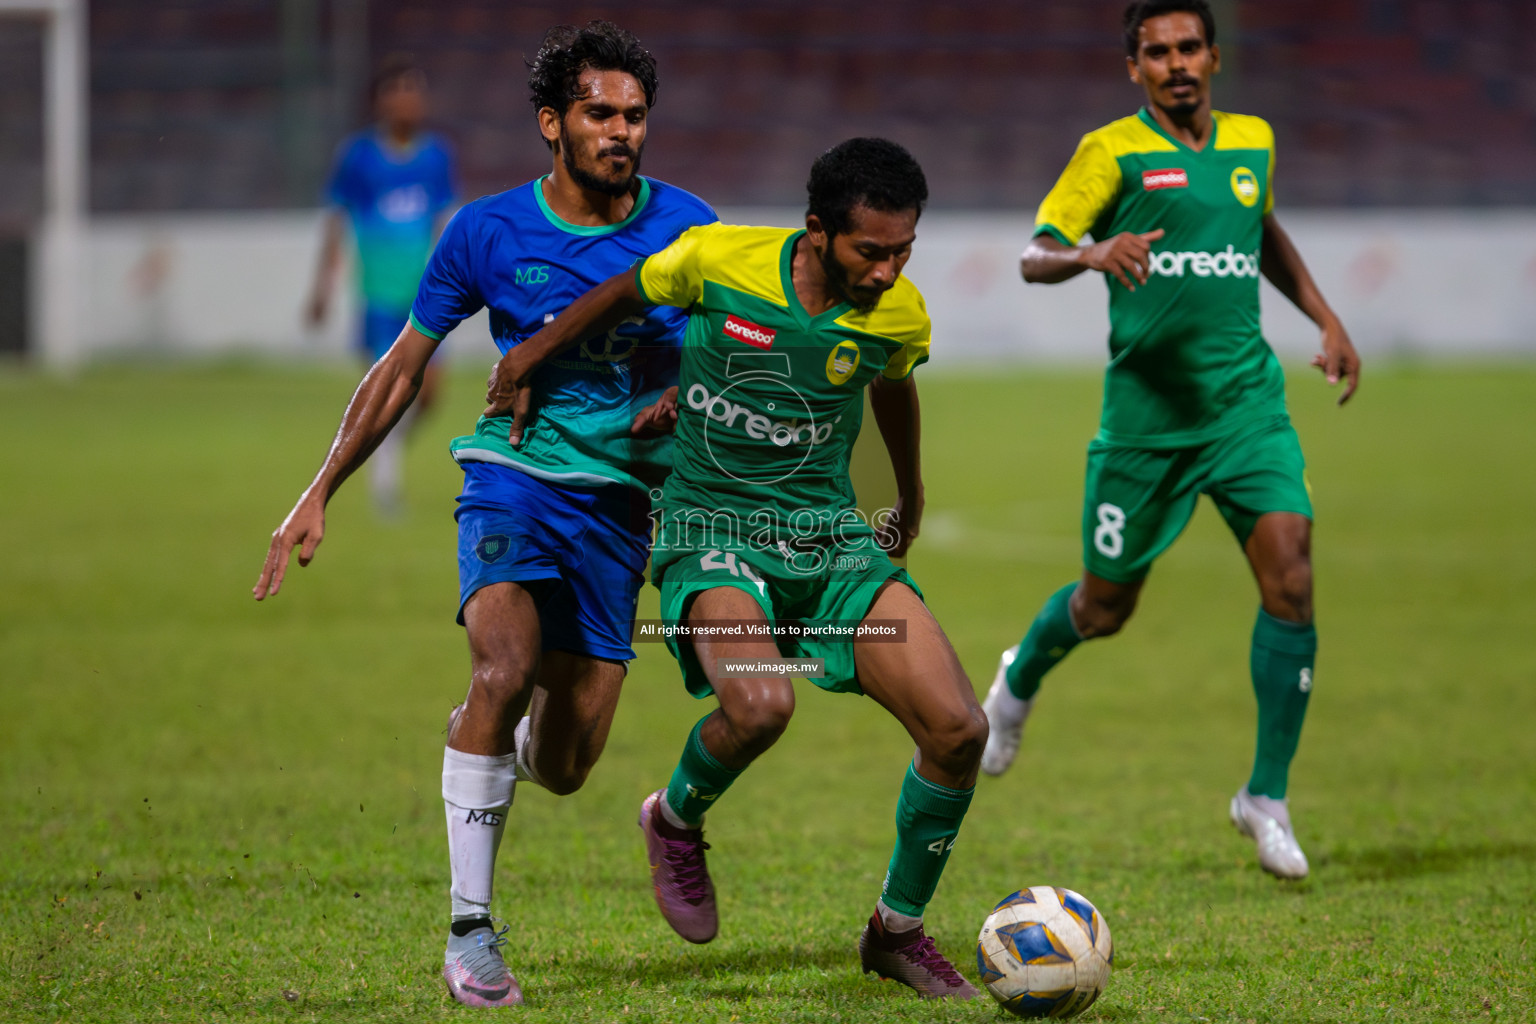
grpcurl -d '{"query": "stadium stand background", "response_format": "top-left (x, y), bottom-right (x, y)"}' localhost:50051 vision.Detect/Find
top-left (1, 0), bottom-right (1534, 224)
top-left (2, 1), bottom-right (1533, 364)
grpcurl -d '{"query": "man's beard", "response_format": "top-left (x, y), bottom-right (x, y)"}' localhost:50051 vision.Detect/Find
top-left (561, 124), bottom-right (643, 198)
top-left (1160, 98), bottom-right (1200, 116)
top-left (819, 242), bottom-right (883, 312)
top-left (1159, 76), bottom-right (1201, 116)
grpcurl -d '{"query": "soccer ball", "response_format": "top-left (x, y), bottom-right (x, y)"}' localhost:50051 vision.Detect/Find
top-left (976, 885), bottom-right (1114, 1018)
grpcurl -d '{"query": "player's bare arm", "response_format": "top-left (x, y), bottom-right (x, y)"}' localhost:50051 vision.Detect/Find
top-left (306, 210), bottom-right (345, 327)
top-left (1260, 213), bottom-right (1361, 404)
top-left (483, 267), bottom-right (648, 445)
top-left (1021, 228), bottom-right (1166, 291)
top-left (869, 373), bottom-right (924, 558)
top-left (252, 325), bottom-right (438, 600)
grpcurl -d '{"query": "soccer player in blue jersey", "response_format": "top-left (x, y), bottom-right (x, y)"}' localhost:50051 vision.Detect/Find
top-left (255, 22), bottom-right (715, 1006)
top-left (306, 55), bottom-right (458, 515)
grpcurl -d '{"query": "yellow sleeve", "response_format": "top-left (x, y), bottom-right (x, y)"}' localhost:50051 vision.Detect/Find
top-left (881, 289), bottom-right (931, 380)
top-left (635, 223), bottom-right (717, 308)
top-left (1034, 133), bottom-right (1123, 245)
top-left (1264, 135), bottom-right (1276, 215)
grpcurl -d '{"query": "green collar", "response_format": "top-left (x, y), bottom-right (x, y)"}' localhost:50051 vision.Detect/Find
top-left (1137, 106), bottom-right (1217, 154)
top-left (778, 229), bottom-right (851, 328)
top-left (533, 175), bottom-right (652, 236)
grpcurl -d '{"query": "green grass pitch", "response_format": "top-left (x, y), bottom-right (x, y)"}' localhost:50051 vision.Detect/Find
top-left (1, 361), bottom-right (1532, 1023)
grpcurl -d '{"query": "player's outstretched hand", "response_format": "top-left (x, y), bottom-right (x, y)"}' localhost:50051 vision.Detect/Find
top-left (1084, 228), bottom-right (1165, 291)
top-left (631, 386), bottom-right (680, 438)
top-left (485, 350), bottom-right (537, 447)
top-left (1310, 316), bottom-right (1361, 405)
top-left (253, 493), bottom-right (326, 601)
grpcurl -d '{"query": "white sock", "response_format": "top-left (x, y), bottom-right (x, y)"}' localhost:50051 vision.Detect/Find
top-left (877, 899), bottom-right (923, 933)
top-left (442, 746), bottom-right (517, 921)
top-left (511, 715), bottom-right (542, 787)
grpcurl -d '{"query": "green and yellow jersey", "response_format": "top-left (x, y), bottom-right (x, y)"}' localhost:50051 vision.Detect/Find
top-left (636, 223), bottom-right (929, 551)
top-left (1036, 108), bottom-right (1285, 448)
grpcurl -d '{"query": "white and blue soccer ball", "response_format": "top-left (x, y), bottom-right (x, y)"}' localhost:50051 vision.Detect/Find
top-left (976, 885), bottom-right (1114, 1018)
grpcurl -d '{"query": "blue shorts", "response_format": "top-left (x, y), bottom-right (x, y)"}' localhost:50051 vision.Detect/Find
top-left (359, 305), bottom-right (407, 361)
top-left (455, 461), bottom-right (653, 662)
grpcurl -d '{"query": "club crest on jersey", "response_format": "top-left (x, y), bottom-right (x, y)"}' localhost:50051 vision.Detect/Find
top-left (722, 315), bottom-right (776, 350)
top-left (475, 534), bottom-right (510, 564)
top-left (1142, 168), bottom-right (1188, 191)
top-left (1231, 167), bottom-right (1260, 207)
top-left (826, 340), bottom-right (861, 385)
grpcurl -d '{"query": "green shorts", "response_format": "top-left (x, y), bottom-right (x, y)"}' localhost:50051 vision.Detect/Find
top-left (1081, 415), bottom-right (1313, 583)
top-left (651, 541), bottom-right (919, 698)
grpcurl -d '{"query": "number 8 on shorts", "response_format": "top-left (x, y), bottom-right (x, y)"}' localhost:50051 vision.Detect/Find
top-left (1093, 502), bottom-right (1126, 559)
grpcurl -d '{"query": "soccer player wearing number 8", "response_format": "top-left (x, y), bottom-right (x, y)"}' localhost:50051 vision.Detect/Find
top-left (486, 139), bottom-right (987, 999)
top-left (979, 0), bottom-right (1362, 882)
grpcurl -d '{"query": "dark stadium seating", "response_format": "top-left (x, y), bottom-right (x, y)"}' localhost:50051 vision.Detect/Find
top-left (0, 0), bottom-right (1532, 218)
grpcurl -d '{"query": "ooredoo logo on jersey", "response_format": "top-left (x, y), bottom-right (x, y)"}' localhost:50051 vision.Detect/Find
top-left (1147, 244), bottom-right (1260, 279)
top-left (1141, 168), bottom-right (1188, 191)
top-left (722, 315), bottom-right (776, 350)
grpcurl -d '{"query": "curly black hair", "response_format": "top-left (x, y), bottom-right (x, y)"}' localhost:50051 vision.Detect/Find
top-left (806, 138), bottom-right (928, 238)
top-left (1122, 0), bottom-right (1216, 57)
top-left (526, 21), bottom-right (657, 147)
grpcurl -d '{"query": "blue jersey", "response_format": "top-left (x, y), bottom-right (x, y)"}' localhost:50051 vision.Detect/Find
top-left (409, 176), bottom-right (717, 492)
top-left (326, 130), bottom-right (457, 312)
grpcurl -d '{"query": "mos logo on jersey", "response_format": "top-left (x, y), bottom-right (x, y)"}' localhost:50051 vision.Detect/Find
top-left (1231, 167), bottom-right (1260, 207)
top-left (826, 340), bottom-right (861, 385)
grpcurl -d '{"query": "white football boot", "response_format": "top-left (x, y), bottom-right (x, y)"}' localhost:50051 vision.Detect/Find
top-left (1230, 788), bottom-right (1310, 879)
top-left (443, 922), bottom-right (523, 1007)
top-left (979, 645), bottom-right (1035, 777)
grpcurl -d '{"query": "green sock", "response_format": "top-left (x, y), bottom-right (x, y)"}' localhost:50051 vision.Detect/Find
top-left (1003, 583), bottom-right (1084, 700)
top-left (665, 714), bottom-right (743, 824)
top-left (879, 764), bottom-right (974, 917)
top-left (1247, 609), bottom-right (1317, 800)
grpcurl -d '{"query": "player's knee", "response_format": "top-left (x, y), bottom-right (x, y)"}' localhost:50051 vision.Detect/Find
top-left (536, 761), bottom-right (590, 797)
top-left (535, 738), bottom-right (609, 796)
top-left (737, 694), bottom-right (795, 744)
top-left (723, 682), bottom-right (795, 747)
top-left (1262, 559), bottom-right (1313, 622)
top-left (468, 657), bottom-right (535, 712)
top-left (924, 704), bottom-right (989, 777)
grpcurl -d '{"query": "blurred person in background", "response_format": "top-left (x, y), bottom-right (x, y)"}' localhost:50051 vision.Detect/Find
top-left (257, 21), bottom-right (715, 1006)
top-left (306, 54), bottom-right (458, 516)
top-left (979, 0), bottom-right (1360, 881)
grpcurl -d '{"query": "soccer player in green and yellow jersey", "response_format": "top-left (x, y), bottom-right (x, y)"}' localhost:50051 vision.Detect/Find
top-left (486, 139), bottom-right (986, 999)
top-left (980, 0), bottom-right (1361, 881)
